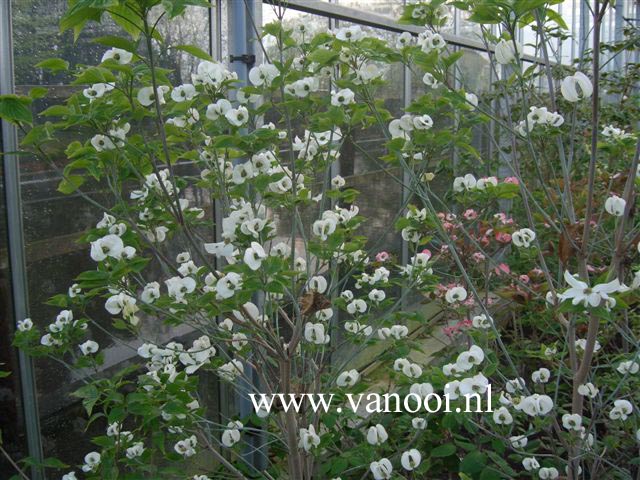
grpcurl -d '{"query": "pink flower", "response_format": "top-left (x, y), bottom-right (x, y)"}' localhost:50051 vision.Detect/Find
top-left (494, 263), bottom-right (510, 275)
top-left (495, 231), bottom-right (512, 243)
top-left (472, 252), bottom-right (486, 263)
top-left (519, 274), bottom-right (530, 283)
top-left (440, 245), bottom-right (449, 254)
top-left (375, 251), bottom-right (390, 262)
top-left (463, 209), bottom-right (478, 220)
top-left (420, 249), bottom-right (432, 260)
top-left (504, 176), bottom-right (519, 185)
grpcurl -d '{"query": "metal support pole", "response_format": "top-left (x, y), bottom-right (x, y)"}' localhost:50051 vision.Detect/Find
top-left (0, 2), bottom-right (44, 478)
top-left (227, 0), bottom-right (267, 471)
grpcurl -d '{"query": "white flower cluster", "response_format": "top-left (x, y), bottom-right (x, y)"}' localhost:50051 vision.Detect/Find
top-left (138, 336), bottom-right (215, 382)
top-left (516, 107), bottom-right (564, 136)
top-left (388, 113), bottom-right (434, 139)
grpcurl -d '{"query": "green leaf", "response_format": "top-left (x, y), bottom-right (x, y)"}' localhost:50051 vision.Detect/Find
top-left (514, 0), bottom-right (549, 16)
top-left (172, 44), bottom-right (213, 61)
top-left (460, 451), bottom-right (487, 474)
top-left (58, 175), bottom-right (85, 194)
top-left (60, 1), bottom-right (106, 40)
top-left (161, 0), bottom-right (212, 18)
top-left (0, 95), bottom-right (33, 126)
top-left (40, 105), bottom-right (72, 117)
top-left (108, 4), bottom-right (145, 40)
top-left (545, 8), bottom-right (568, 29)
top-left (308, 48), bottom-right (339, 66)
top-left (28, 87), bottom-right (49, 99)
top-left (35, 58), bottom-right (70, 73)
top-left (430, 443), bottom-right (457, 458)
top-left (73, 66), bottom-right (116, 85)
top-left (21, 123), bottom-right (54, 147)
top-left (468, 5), bottom-right (502, 24)
top-left (92, 35), bottom-right (138, 53)
top-left (72, 384), bottom-right (100, 415)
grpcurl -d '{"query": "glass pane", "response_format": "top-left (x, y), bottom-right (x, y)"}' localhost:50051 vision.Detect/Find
top-left (336, 0), bottom-right (406, 20)
top-left (0, 130), bottom-right (28, 476)
top-left (11, 0), bottom-right (212, 468)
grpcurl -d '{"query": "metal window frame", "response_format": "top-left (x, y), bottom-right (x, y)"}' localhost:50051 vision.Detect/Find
top-left (262, 0), bottom-right (563, 65)
top-left (0, 1), bottom-right (45, 479)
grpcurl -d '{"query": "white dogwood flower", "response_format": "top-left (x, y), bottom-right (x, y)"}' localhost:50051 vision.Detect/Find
top-left (244, 242), bottom-right (267, 270)
top-left (141, 282), bottom-right (160, 304)
top-left (512, 228), bottom-right (536, 248)
top-left (517, 394), bottom-right (553, 417)
top-left (81, 452), bottom-right (101, 472)
top-left (336, 369), bottom-right (360, 387)
top-left (522, 457), bottom-right (540, 471)
top-left (366, 424), bottom-right (388, 445)
top-left (125, 442), bottom-right (145, 459)
top-left (493, 406), bottom-right (513, 425)
top-left (308, 276), bottom-right (328, 294)
top-left (79, 340), bottom-right (99, 355)
top-left (206, 98), bottom-right (232, 120)
top-left (102, 47), bottom-right (132, 64)
top-left (453, 174), bottom-right (477, 192)
top-left (609, 399), bottom-right (633, 420)
top-left (562, 413), bottom-right (582, 431)
top-left (221, 421), bottom-right (242, 447)
top-left (494, 39), bottom-right (520, 64)
top-left (617, 360), bottom-right (640, 374)
top-left (370, 458), bottom-right (393, 480)
top-left (578, 382), bottom-right (599, 398)
top-left (401, 449), bottom-right (421, 471)
top-left (558, 271), bottom-right (627, 308)
top-left (510, 435), bottom-right (528, 449)
top-left (225, 106), bottom-right (249, 127)
top-left (532, 368), bottom-right (551, 384)
top-left (445, 286), bottom-right (467, 303)
top-left (331, 88), bottom-right (355, 106)
top-left (218, 359), bottom-right (244, 381)
top-left (164, 277), bottom-right (196, 303)
top-left (538, 467), bottom-right (559, 479)
top-left (249, 63), bottom-right (279, 86)
top-left (560, 71), bottom-right (593, 102)
top-left (91, 134), bottom-right (115, 152)
top-left (298, 424), bottom-right (320, 452)
top-left (605, 195), bottom-right (626, 216)
top-left (171, 84), bottom-right (197, 102)
top-left (174, 435), bottom-right (197, 457)
top-left (90, 234), bottom-right (124, 261)
top-left (17, 318), bottom-right (33, 332)
top-left (137, 85), bottom-right (169, 106)
top-left (216, 272), bottom-right (243, 299)
top-left (304, 322), bottom-right (330, 344)
top-left (347, 299), bottom-right (367, 315)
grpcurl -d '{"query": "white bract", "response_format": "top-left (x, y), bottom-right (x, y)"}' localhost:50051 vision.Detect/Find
top-left (512, 228), bottom-right (536, 248)
top-left (401, 449), bottom-right (422, 471)
top-left (336, 369), bottom-right (360, 387)
top-left (560, 270), bottom-right (628, 308)
top-left (605, 195), bottom-right (626, 216)
top-left (366, 424), bottom-right (388, 445)
top-left (560, 72), bottom-right (593, 102)
top-left (370, 458), bottom-right (393, 480)
top-left (222, 421), bottom-right (243, 447)
top-left (494, 39), bottom-right (520, 64)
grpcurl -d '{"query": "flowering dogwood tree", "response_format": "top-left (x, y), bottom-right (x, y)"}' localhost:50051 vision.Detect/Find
top-left (3, 0), bottom-right (640, 479)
